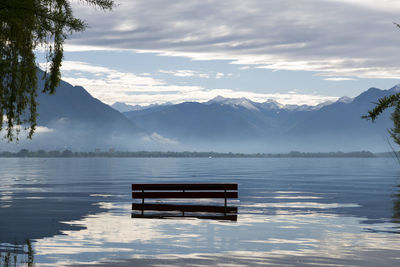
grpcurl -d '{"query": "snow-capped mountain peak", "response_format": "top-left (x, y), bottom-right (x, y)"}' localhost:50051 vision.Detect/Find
top-left (207, 96), bottom-right (260, 111)
top-left (259, 99), bottom-right (284, 110)
top-left (111, 102), bottom-right (142, 112)
top-left (336, 96), bottom-right (353, 104)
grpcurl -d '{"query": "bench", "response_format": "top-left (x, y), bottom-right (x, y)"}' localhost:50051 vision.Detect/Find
top-left (131, 183), bottom-right (238, 220)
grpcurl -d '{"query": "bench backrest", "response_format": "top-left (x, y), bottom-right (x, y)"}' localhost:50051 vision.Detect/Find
top-left (132, 183), bottom-right (238, 199)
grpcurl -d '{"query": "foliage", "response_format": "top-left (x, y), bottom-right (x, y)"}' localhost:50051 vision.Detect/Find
top-left (0, 0), bottom-right (114, 141)
top-left (362, 93), bottom-right (400, 122)
top-left (363, 22), bottom-right (400, 147)
top-left (362, 92), bottom-right (400, 146)
top-left (389, 105), bottom-right (400, 145)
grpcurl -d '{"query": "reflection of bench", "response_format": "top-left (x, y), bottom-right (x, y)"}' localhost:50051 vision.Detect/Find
top-left (131, 184), bottom-right (238, 221)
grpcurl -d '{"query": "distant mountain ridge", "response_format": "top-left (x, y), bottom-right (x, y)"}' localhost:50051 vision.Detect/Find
top-left (36, 80), bottom-right (141, 134)
top-left (122, 86), bottom-right (398, 152)
top-left (205, 95), bottom-right (336, 112)
top-left (112, 95), bottom-right (337, 113)
top-left (111, 102), bottom-right (172, 113)
top-left (2, 71), bottom-right (397, 153)
top-left (0, 71), bottom-right (168, 151)
top-left (111, 102), bottom-right (143, 112)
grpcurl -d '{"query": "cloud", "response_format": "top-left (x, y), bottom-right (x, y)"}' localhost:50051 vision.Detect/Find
top-left (330, 0), bottom-right (400, 12)
top-left (2, 116), bottom-right (53, 134)
top-left (58, 61), bottom-right (337, 106)
top-left (142, 132), bottom-right (179, 145)
top-left (66, 0), bottom-right (400, 79)
top-left (0, 125), bottom-right (53, 140)
top-left (324, 77), bottom-right (357, 81)
top-left (159, 69), bottom-right (209, 78)
top-left (35, 126), bottom-right (54, 134)
top-left (59, 61), bottom-right (203, 105)
top-left (215, 73), bottom-right (224, 79)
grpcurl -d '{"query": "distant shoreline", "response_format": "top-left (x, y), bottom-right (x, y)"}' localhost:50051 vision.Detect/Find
top-left (0, 149), bottom-right (395, 158)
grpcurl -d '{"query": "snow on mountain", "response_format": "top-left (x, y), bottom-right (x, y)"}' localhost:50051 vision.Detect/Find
top-left (206, 95), bottom-right (330, 112)
top-left (111, 102), bottom-right (143, 112)
top-left (206, 96), bottom-right (260, 111)
top-left (112, 102), bottom-right (173, 113)
top-left (257, 99), bottom-right (284, 110)
top-left (336, 96), bottom-right (353, 104)
top-left (117, 95), bottom-right (336, 114)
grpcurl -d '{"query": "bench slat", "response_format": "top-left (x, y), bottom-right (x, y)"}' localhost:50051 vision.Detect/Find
top-left (131, 214), bottom-right (237, 221)
top-left (132, 191), bottom-right (238, 199)
top-left (132, 183), bottom-right (237, 191)
top-left (132, 203), bottom-right (237, 213)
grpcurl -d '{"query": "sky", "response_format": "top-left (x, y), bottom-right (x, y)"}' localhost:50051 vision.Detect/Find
top-left (38, 0), bottom-right (400, 106)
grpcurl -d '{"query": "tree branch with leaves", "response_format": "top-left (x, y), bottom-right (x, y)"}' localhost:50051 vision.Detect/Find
top-left (363, 92), bottom-right (400, 146)
top-left (0, 0), bottom-right (114, 141)
top-left (362, 22), bottom-right (400, 147)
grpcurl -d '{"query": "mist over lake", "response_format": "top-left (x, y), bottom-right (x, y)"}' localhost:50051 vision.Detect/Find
top-left (1, 157), bottom-right (400, 266)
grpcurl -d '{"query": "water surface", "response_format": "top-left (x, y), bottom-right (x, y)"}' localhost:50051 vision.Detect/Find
top-left (1, 158), bottom-right (400, 266)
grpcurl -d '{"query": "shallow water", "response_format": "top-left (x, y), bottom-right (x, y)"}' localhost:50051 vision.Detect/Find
top-left (1, 157), bottom-right (400, 266)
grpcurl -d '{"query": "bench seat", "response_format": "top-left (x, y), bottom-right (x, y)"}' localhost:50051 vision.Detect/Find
top-left (131, 183), bottom-right (238, 221)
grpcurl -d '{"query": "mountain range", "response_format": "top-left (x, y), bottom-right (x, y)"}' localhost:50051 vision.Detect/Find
top-left (121, 87), bottom-right (396, 152)
top-left (0, 71), bottom-right (396, 152)
top-left (0, 71), bottom-right (168, 151)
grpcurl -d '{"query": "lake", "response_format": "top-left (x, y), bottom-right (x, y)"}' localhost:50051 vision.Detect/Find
top-left (1, 157), bottom-right (400, 266)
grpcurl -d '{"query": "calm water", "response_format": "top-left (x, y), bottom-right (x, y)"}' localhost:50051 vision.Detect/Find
top-left (1, 157), bottom-right (400, 266)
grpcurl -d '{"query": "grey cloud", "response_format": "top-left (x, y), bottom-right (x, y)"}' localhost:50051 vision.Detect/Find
top-left (69, 0), bottom-right (400, 78)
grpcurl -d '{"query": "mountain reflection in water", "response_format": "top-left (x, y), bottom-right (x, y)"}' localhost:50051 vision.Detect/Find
top-left (1, 157), bottom-right (400, 266)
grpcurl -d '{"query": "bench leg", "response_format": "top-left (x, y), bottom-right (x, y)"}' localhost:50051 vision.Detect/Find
top-left (224, 188), bottom-right (227, 215)
top-left (142, 188), bottom-right (144, 215)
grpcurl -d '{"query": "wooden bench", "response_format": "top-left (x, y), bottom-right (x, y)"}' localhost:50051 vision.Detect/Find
top-left (131, 183), bottom-right (238, 220)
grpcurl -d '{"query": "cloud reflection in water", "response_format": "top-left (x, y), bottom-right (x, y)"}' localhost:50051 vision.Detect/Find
top-left (30, 200), bottom-right (400, 267)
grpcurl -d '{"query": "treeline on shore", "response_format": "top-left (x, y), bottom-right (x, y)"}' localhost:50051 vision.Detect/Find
top-left (0, 149), bottom-right (381, 158)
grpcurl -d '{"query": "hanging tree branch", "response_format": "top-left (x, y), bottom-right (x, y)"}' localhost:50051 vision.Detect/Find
top-left (362, 93), bottom-right (400, 122)
top-left (0, 0), bottom-right (114, 141)
top-left (362, 22), bottom-right (400, 149)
